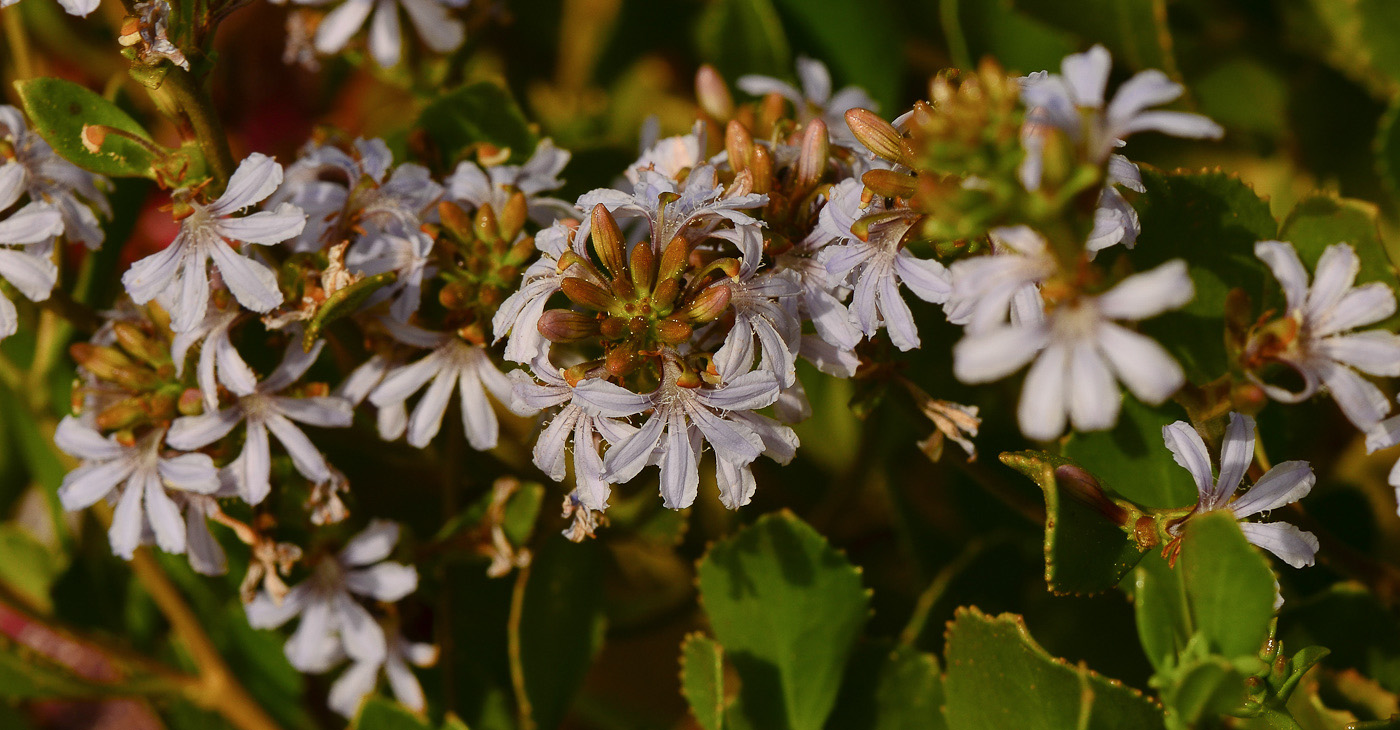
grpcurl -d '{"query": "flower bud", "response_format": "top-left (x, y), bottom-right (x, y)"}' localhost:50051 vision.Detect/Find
top-left (758, 93), bottom-right (786, 134)
top-left (96, 397), bottom-right (150, 431)
top-left (561, 277), bottom-right (619, 312)
top-left (725, 121), bottom-right (754, 173)
top-left (1054, 464), bottom-right (1128, 526)
top-left (439, 200), bottom-right (474, 241)
top-left (696, 65), bottom-right (734, 120)
top-left (500, 191), bottom-right (529, 240)
top-left (600, 316), bottom-right (630, 340)
top-left (795, 119), bottom-right (830, 190)
top-left (678, 283), bottom-right (731, 323)
top-left (845, 108), bottom-right (911, 165)
top-left (655, 318), bottom-right (693, 345)
top-left (178, 388), bottom-right (205, 416)
top-left (861, 169), bottom-right (919, 199)
top-left (606, 340), bottom-right (643, 377)
top-left (658, 235), bottom-right (690, 282)
top-left (589, 204), bottom-right (629, 281)
top-left (750, 144), bottom-right (773, 195)
top-left (475, 203), bottom-right (499, 244)
top-left (112, 321), bottom-right (170, 367)
top-left (629, 239), bottom-right (656, 294)
top-left (70, 343), bottom-right (159, 391)
top-left (537, 310), bottom-right (600, 342)
top-left (439, 280), bottom-right (474, 310)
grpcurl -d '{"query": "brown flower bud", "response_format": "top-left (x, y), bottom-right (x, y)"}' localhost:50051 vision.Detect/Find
top-left (178, 388), bottom-right (205, 416)
top-left (845, 108), bottom-right (912, 165)
top-left (500, 191), bottom-right (529, 240)
top-left (655, 318), bottom-right (693, 345)
top-left (795, 119), bottom-right (830, 190)
top-left (537, 310), bottom-right (600, 342)
top-left (725, 120), bottom-right (754, 173)
top-left (589, 204), bottom-right (629, 281)
top-left (605, 340), bottom-right (642, 377)
top-left (696, 65), bottom-right (734, 120)
top-left (629, 239), bottom-right (656, 294)
top-left (112, 322), bottom-right (170, 367)
top-left (438, 200), bottom-right (474, 241)
top-left (561, 277), bottom-right (619, 312)
top-left (678, 283), bottom-right (731, 323)
top-left (658, 235), bottom-right (691, 282)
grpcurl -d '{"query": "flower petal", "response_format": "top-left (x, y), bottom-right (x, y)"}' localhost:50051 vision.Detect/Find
top-left (1162, 420), bottom-right (1215, 504)
top-left (1230, 460), bottom-right (1314, 518)
top-left (1237, 521), bottom-right (1319, 569)
top-left (345, 562), bottom-right (418, 602)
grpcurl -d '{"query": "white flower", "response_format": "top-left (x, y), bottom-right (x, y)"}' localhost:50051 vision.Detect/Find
top-left (1253, 241), bottom-right (1400, 430)
top-left (1, 0), bottom-right (98, 20)
top-left (0, 202), bottom-right (63, 338)
top-left (312, 0), bottom-right (468, 68)
top-left (945, 225), bottom-right (1056, 335)
top-left (1019, 45), bottom-right (1224, 181)
top-left (954, 260), bottom-right (1193, 440)
top-left (345, 229), bottom-right (435, 321)
top-left (492, 221), bottom-right (587, 364)
top-left (573, 359), bottom-right (794, 509)
top-left (449, 138), bottom-right (573, 225)
top-left (1085, 156), bottom-right (1145, 254)
top-left (576, 164), bottom-right (766, 249)
top-left (0, 105), bottom-right (110, 248)
top-left (737, 57), bottom-right (877, 147)
top-left (511, 358), bottom-right (636, 512)
top-left (782, 178), bottom-right (863, 351)
top-left (820, 213), bottom-right (952, 351)
top-left (54, 417), bottom-right (220, 561)
top-left (368, 322), bottom-right (524, 450)
top-left (327, 630), bottom-right (438, 717)
top-left (246, 519), bottom-right (418, 672)
top-left (1165, 412), bottom-right (1319, 568)
top-left (337, 350), bottom-right (408, 442)
top-left (170, 299), bottom-right (256, 411)
top-left (708, 225), bottom-right (802, 387)
top-left (122, 153), bottom-right (306, 333)
top-left (627, 125), bottom-right (705, 184)
top-left (167, 340), bottom-right (353, 504)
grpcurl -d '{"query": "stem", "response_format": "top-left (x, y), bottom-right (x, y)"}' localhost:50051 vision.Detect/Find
top-left (507, 559), bottom-right (537, 730)
top-left (160, 68), bottom-right (235, 188)
top-left (899, 536), bottom-right (1001, 646)
top-left (0, 351), bottom-right (22, 394)
top-left (130, 550), bottom-right (284, 730)
top-left (2, 6), bottom-right (33, 82)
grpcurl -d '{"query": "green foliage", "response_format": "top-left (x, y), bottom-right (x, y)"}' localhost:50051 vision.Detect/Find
top-left (414, 82), bottom-right (539, 169)
top-left (1179, 511), bottom-right (1277, 661)
top-left (353, 697), bottom-right (431, 729)
top-left (767, 0), bottom-right (900, 111)
top-left (696, 511), bottom-right (870, 730)
top-left (1278, 195), bottom-right (1399, 326)
top-left (511, 536), bottom-right (606, 730)
top-left (1000, 451), bottom-right (1148, 595)
top-left (824, 642), bottom-right (946, 730)
top-left (1063, 395), bottom-right (1198, 510)
top-left (695, 0), bottom-right (791, 83)
top-left (303, 271), bottom-right (399, 352)
top-left (1016, 0), bottom-right (1177, 75)
top-left (1133, 170), bottom-right (1279, 383)
top-left (942, 607), bottom-right (1166, 729)
top-left (680, 633), bottom-right (727, 730)
top-left (13, 78), bottom-right (160, 178)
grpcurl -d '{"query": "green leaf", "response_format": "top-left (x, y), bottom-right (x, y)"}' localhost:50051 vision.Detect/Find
top-left (414, 82), bottom-right (539, 169)
top-left (303, 271), bottom-right (398, 352)
top-left (1179, 511), bottom-right (1277, 660)
top-left (0, 523), bottom-right (66, 613)
top-left (1000, 451), bottom-right (1147, 595)
top-left (1194, 59), bottom-right (1289, 138)
top-left (694, 0), bottom-right (791, 82)
top-left (1283, 0), bottom-right (1400, 98)
top-left (1064, 395), bottom-right (1197, 510)
top-left (680, 633), bottom-right (727, 730)
top-left (352, 696), bottom-right (433, 730)
top-left (1133, 169), bottom-right (1279, 383)
top-left (1160, 656), bottom-right (1249, 729)
top-left (1278, 195), bottom-right (1399, 327)
top-left (696, 511), bottom-right (869, 730)
top-left (1377, 96), bottom-right (1400, 208)
top-left (1130, 553), bottom-right (1191, 674)
top-left (942, 607), bottom-right (1165, 730)
top-left (1279, 582), bottom-right (1400, 694)
top-left (767, 0), bottom-right (900, 112)
top-left (14, 78), bottom-right (160, 178)
top-left (511, 536), bottom-right (606, 730)
top-left (440, 715), bottom-right (471, 730)
top-left (824, 642), bottom-right (946, 730)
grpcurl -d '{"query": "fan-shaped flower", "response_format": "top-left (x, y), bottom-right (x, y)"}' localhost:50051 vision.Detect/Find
top-left (1165, 412), bottom-right (1319, 568)
top-left (0, 105), bottom-right (109, 248)
top-left (311, 0), bottom-right (468, 68)
top-left (122, 153), bottom-right (306, 333)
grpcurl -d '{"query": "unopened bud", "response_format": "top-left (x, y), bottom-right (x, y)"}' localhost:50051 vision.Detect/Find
top-left (112, 321), bottom-right (170, 367)
top-left (537, 310), bottom-right (600, 342)
top-left (178, 388), bottom-right (205, 416)
top-left (679, 283), bottom-right (732, 323)
top-left (500, 192), bottom-right (529, 240)
top-left (96, 397), bottom-right (150, 431)
top-left (605, 340), bottom-right (642, 378)
top-left (506, 235), bottom-right (535, 267)
top-left (629, 239), bottom-right (656, 294)
top-left (861, 169), bottom-right (919, 199)
top-left (589, 204), bottom-right (629, 280)
top-left (600, 316), bottom-right (630, 340)
top-left (1054, 464), bottom-right (1128, 526)
top-left (658, 235), bottom-right (691, 281)
top-left (438, 200), bottom-right (474, 240)
top-left (439, 280), bottom-right (474, 310)
top-left (725, 121), bottom-right (754, 173)
top-left (795, 119), bottom-right (830, 190)
top-left (561, 277), bottom-right (619, 312)
top-left (475, 203), bottom-right (499, 243)
top-left (70, 343), bottom-right (158, 391)
top-left (845, 108), bottom-right (911, 164)
top-left (750, 144), bottom-right (773, 195)
top-left (652, 278), bottom-right (682, 311)
top-left (458, 322), bottom-right (487, 346)
top-left (758, 93), bottom-right (786, 133)
top-left (696, 65), bottom-right (734, 120)
top-left (655, 318), bottom-right (693, 344)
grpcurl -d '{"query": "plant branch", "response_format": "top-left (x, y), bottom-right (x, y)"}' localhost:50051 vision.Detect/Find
top-left (159, 67), bottom-right (235, 188)
top-left (2, 6), bottom-right (32, 82)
